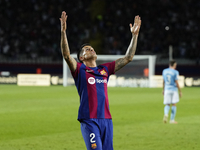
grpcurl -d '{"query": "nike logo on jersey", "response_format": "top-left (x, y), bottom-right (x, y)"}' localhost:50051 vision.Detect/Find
top-left (86, 70), bottom-right (94, 72)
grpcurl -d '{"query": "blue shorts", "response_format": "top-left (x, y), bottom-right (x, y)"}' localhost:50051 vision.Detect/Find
top-left (80, 118), bottom-right (113, 150)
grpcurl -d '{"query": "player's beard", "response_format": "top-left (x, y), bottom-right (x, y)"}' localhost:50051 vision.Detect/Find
top-left (84, 53), bottom-right (97, 61)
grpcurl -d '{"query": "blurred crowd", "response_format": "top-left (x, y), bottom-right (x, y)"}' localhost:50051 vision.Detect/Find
top-left (0, 0), bottom-right (200, 63)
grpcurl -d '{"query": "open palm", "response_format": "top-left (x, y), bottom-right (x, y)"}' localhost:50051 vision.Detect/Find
top-left (60, 11), bottom-right (68, 32)
top-left (130, 15), bottom-right (141, 35)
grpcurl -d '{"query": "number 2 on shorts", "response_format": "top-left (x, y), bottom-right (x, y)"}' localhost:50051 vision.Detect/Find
top-left (90, 133), bottom-right (96, 143)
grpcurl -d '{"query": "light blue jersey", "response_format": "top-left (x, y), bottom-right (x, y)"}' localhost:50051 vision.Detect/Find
top-left (162, 68), bottom-right (179, 91)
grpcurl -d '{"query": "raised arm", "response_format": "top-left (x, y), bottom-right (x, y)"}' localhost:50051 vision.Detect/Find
top-left (115, 15), bottom-right (141, 72)
top-left (60, 11), bottom-right (77, 72)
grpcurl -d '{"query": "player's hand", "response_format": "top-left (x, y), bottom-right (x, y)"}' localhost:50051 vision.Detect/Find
top-left (130, 15), bottom-right (141, 35)
top-left (60, 11), bottom-right (68, 32)
top-left (162, 90), bottom-right (164, 95)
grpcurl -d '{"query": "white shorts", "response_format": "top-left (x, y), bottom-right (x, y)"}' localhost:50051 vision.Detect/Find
top-left (163, 91), bottom-right (179, 105)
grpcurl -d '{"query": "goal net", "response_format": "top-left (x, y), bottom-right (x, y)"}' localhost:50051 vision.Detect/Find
top-left (63, 54), bottom-right (156, 87)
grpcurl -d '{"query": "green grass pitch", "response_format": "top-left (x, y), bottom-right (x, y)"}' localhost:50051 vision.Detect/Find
top-left (0, 85), bottom-right (200, 150)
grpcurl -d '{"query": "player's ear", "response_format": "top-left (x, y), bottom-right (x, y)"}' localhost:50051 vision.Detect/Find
top-left (79, 56), bottom-right (84, 61)
top-left (79, 49), bottom-right (85, 62)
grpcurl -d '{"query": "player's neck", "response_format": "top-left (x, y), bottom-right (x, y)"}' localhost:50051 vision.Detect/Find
top-left (169, 66), bottom-right (175, 70)
top-left (83, 60), bottom-right (97, 68)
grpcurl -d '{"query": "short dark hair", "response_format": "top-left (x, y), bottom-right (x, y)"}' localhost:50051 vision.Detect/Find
top-left (77, 43), bottom-right (91, 63)
top-left (169, 60), bottom-right (176, 66)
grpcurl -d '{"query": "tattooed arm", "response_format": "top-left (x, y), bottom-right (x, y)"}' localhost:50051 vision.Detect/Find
top-left (115, 15), bottom-right (141, 72)
top-left (60, 11), bottom-right (77, 72)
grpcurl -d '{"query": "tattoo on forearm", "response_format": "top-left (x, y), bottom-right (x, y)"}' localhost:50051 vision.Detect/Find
top-left (115, 58), bottom-right (128, 72)
top-left (60, 31), bottom-right (77, 72)
top-left (115, 35), bottom-right (138, 72)
top-left (126, 35), bottom-right (138, 59)
top-left (61, 32), bottom-right (70, 59)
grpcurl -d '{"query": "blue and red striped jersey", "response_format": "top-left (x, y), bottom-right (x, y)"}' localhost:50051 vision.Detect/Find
top-left (71, 61), bottom-right (115, 121)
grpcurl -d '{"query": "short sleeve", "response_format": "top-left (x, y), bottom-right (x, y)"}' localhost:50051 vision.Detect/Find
top-left (175, 70), bottom-right (179, 81)
top-left (101, 61), bottom-right (115, 76)
top-left (71, 62), bottom-right (82, 78)
top-left (162, 70), bottom-right (164, 79)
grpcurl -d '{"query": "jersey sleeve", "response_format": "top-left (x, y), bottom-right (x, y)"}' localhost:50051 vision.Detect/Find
top-left (71, 62), bottom-right (82, 78)
top-left (175, 70), bottom-right (179, 81)
top-left (101, 61), bottom-right (115, 76)
top-left (162, 69), bottom-right (165, 79)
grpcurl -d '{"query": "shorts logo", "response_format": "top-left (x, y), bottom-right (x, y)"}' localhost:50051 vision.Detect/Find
top-left (91, 143), bottom-right (97, 149)
top-left (88, 77), bottom-right (95, 84)
top-left (100, 70), bottom-right (107, 76)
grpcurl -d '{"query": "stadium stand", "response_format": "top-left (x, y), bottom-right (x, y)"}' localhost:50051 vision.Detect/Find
top-left (0, 0), bottom-right (199, 65)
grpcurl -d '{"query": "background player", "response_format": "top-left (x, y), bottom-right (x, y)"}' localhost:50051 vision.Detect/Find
top-left (60, 11), bottom-right (141, 150)
top-left (162, 60), bottom-right (182, 124)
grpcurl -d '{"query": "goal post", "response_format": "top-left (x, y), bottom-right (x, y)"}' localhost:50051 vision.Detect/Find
top-left (63, 54), bottom-right (156, 87)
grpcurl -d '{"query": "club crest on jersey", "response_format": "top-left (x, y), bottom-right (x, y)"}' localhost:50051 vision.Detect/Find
top-left (91, 143), bottom-right (97, 149)
top-left (88, 77), bottom-right (95, 85)
top-left (100, 70), bottom-right (107, 76)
